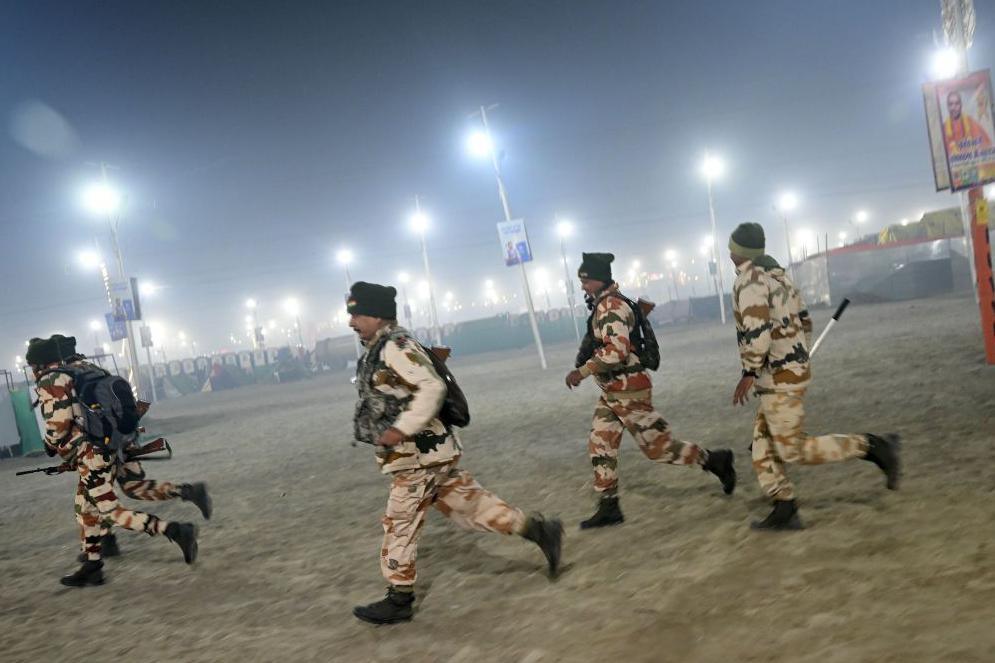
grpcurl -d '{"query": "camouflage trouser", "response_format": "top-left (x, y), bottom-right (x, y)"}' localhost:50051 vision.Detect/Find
top-left (752, 390), bottom-right (869, 501)
top-left (75, 445), bottom-right (170, 561)
top-left (117, 460), bottom-right (180, 501)
top-left (381, 460), bottom-right (526, 587)
top-left (588, 394), bottom-right (706, 494)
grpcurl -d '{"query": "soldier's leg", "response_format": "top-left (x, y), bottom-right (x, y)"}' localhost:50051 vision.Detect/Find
top-left (432, 463), bottom-right (526, 535)
top-left (118, 460), bottom-right (212, 519)
top-left (588, 396), bottom-right (626, 494)
top-left (78, 446), bottom-right (198, 563)
top-left (380, 467), bottom-right (438, 588)
top-left (751, 401), bottom-right (795, 501)
top-left (433, 462), bottom-right (562, 576)
top-left (613, 398), bottom-right (705, 466)
top-left (75, 479), bottom-right (105, 561)
top-left (761, 391), bottom-right (868, 467)
top-left (117, 460), bottom-right (180, 501)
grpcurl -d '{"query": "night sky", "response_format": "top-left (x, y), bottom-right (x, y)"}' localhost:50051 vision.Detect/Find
top-left (2, 0), bottom-right (991, 365)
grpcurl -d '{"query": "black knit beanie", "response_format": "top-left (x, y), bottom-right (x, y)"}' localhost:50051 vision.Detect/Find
top-left (346, 282), bottom-right (397, 319)
top-left (577, 252), bottom-right (614, 283)
top-left (26, 334), bottom-right (77, 366)
top-left (728, 223), bottom-right (766, 259)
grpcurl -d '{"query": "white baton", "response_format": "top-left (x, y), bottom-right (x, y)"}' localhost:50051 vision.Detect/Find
top-left (809, 298), bottom-right (850, 358)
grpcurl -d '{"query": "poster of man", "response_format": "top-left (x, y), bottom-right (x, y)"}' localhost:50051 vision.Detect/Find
top-left (936, 69), bottom-right (995, 191)
top-left (497, 219), bottom-right (533, 266)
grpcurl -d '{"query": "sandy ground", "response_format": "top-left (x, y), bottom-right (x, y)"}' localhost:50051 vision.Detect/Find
top-left (1, 294), bottom-right (994, 663)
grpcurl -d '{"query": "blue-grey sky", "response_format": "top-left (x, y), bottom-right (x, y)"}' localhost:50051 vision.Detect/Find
top-left (1, 0), bottom-right (990, 365)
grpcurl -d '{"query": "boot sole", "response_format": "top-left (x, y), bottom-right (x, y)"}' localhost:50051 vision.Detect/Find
top-left (60, 576), bottom-right (104, 587)
top-left (750, 516), bottom-right (805, 531)
top-left (579, 517), bottom-right (624, 530)
top-left (352, 609), bottom-right (412, 625)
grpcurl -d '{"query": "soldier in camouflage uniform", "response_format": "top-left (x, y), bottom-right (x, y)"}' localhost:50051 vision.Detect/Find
top-left (727, 223), bottom-right (901, 530)
top-left (565, 253), bottom-right (736, 529)
top-left (27, 335), bottom-right (204, 586)
top-left (347, 281), bottom-right (563, 625)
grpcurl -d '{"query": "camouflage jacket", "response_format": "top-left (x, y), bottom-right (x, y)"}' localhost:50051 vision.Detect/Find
top-left (34, 359), bottom-right (94, 463)
top-left (577, 284), bottom-right (652, 398)
top-left (732, 260), bottom-right (813, 393)
top-left (354, 323), bottom-right (462, 474)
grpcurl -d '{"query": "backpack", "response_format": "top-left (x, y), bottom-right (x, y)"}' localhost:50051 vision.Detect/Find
top-left (364, 330), bottom-right (470, 430)
top-left (582, 294), bottom-right (660, 371)
top-left (421, 345), bottom-right (471, 428)
top-left (53, 365), bottom-right (140, 453)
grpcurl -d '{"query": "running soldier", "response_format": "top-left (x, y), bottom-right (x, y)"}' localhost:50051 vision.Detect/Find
top-left (348, 281), bottom-right (562, 625)
top-left (565, 253), bottom-right (736, 529)
top-left (27, 334), bottom-right (203, 586)
top-left (727, 222), bottom-right (901, 530)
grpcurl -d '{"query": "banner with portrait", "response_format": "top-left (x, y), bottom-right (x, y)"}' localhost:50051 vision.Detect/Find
top-left (934, 70), bottom-right (995, 192)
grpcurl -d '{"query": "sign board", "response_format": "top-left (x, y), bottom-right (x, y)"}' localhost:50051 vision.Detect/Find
top-left (108, 278), bottom-right (142, 321)
top-left (104, 313), bottom-right (128, 341)
top-left (934, 69), bottom-right (995, 192)
top-left (497, 219), bottom-right (533, 266)
top-left (923, 81), bottom-right (953, 191)
top-left (139, 325), bottom-right (153, 348)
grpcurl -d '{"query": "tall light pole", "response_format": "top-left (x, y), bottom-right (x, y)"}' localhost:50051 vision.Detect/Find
top-left (245, 298), bottom-right (264, 351)
top-left (409, 199), bottom-right (442, 346)
top-left (555, 218), bottom-right (581, 342)
top-left (701, 153), bottom-right (727, 324)
top-left (284, 297), bottom-right (305, 350)
top-left (397, 271), bottom-right (414, 330)
top-left (88, 319), bottom-right (102, 356)
top-left (664, 249), bottom-right (680, 301)
top-left (469, 105), bottom-right (547, 369)
top-left (137, 281), bottom-right (161, 403)
top-left (776, 192), bottom-right (799, 270)
top-left (81, 167), bottom-right (143, 390)
top-left (336, 248), bottom-right (363, 359)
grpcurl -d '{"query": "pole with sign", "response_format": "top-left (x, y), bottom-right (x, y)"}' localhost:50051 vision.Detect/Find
top-left (477, 105), bottom-right (547, 370)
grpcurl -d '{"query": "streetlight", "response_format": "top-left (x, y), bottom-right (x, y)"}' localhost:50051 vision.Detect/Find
top-left (555, 218), bottom-right (581, 341)
top-left (468, 105), bottom-right (547, 370)
top-left (80, 168), bottom-right (143, 394)
top-left (397, 271), bottom-right (414, 329)
top-left (245, 297), bottom-right (264, 351)
top-left (838, 230), bottom-right (848, 247)
top-left (776, 191), bottom-right (799, 269)
top-left (336, 248), bottom-right (362, 358)
top-left (408, 199), bottom-right (442, 346)
top-left (700, 152), bottom-right (727, 324)
top-left (284, 297), bottom-right (305, 349)
top-left (932, 46), bottom-right (961, 80)
top-left (88, 319), bottom-right (101, 356)
top-left (663, 249), bottom-right (680, 300)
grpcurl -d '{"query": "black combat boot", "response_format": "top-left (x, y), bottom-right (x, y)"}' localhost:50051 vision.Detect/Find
top-left (703, 449), bottom-right (736, 495)
top-left (751, 499), bottom-right (804, 531)
top-left (77, 533), bottom-right (120, 563)
top-left (164, 522), bottom-right (198, 564)
top-left (864, 433), bottom-right (901, 490)
top-left (179, 482), bottom-right (213, 519)
top-left (520, 514), bottom-right (564, 577)
top-left (60, 560), bottom-right (104, 587)
top-left (353, 587), bottom-right (415, 625)
top-left (579, 495), bottom-right (624, 529)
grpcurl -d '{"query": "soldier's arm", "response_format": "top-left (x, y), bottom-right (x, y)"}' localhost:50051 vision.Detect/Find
top-left (734, 278), bottom-right (772, 374)
top-left (578, 297), bottom-right (633, 378)
top-left (35, 372), bottom-right (78, 458)
top-left (383, 340), bottom-right (447, 437)
top-left (799, 305), bottom-right (814, 347)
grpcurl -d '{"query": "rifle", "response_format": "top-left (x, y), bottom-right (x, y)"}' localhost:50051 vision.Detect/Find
top-left (15, 437), bottom-right (172, 476)
top-left (15, 464), bottom-right (68, 476)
